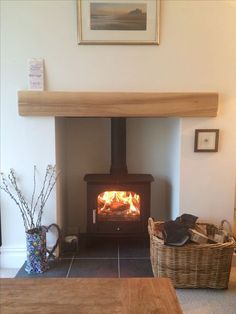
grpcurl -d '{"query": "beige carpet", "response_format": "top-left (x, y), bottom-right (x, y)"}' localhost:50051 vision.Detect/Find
top-left (176, 266), bottom-right (236, 314)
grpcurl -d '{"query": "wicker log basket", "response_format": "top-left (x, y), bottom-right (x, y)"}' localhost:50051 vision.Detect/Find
top-left (148, 218), bottom-right (236, 289)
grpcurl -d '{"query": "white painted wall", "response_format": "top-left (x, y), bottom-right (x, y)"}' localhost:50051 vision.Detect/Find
top-left (55, 118), bottom-right (67, 232)
top-left (127, 118), bottom-right (180, 221)
top-left (63, 117), bottom-right (180, 234)
top-left (0, 1), bottom-right (58, 267)
top-left (180, 104), bottom-right (236, 224)
top-left (64, 118), bottom-right (110, 234)
top-left (1, 0), bottom-right (236, 267)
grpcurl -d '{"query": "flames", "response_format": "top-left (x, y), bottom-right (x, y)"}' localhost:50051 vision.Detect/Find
top-left (97, 191), bottom-right (140, 217)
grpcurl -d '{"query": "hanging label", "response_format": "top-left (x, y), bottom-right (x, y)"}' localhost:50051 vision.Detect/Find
top-left (28, 58), bottom-right (44, 90)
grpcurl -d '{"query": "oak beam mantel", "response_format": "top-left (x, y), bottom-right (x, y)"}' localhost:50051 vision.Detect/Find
top-left (18, 91), bottom-right (218, 117)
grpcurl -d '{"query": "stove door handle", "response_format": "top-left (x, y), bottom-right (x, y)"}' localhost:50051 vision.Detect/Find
top-left (93, 209), bottom-right (96, 224)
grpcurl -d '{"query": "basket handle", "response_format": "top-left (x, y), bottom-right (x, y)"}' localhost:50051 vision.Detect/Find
top-left (148, 217), bottom-right (154, 234)
top-left (219, 219), bottom-right (233, 237)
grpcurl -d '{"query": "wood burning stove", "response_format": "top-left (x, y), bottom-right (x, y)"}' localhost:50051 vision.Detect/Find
top-left (84, 118), bottom-right (154, 235)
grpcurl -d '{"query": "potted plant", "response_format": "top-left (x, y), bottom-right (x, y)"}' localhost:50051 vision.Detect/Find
top-left (0, 165), bottom-right (59, 273)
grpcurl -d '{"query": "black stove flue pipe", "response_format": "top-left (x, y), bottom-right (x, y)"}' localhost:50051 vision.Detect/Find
top-left (110, 118), bottom-right (128, 175)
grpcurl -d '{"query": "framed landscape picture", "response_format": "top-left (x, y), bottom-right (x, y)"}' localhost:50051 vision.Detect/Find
top-left (77, 0), bottom-right (160, 44)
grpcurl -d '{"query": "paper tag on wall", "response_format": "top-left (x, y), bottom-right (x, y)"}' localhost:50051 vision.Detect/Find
top-left (28, 58), bottom-right (44, 90)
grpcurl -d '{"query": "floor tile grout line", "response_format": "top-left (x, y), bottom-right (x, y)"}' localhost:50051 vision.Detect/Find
top-left (120, 257), bottom-right (150, 260)
top-left (61, 257), bottom-right (150, 260)
top-left (71, 257), bottom-right (118, 260)
top-left (117, 242), bottom-right (120, 278)
top-left (66, 255), bottom-right (75, 278)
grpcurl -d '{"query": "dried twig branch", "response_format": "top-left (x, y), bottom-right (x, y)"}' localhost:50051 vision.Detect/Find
top-left (0, 165), bottom-right (58, 232)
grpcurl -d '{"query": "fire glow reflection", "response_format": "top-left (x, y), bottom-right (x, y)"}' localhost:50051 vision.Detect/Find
top-left (97, 191), bottom-right (140, 221)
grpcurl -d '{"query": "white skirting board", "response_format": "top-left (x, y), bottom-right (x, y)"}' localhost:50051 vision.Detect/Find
top-left (0, 245), bottom-right (56, 269)
top-left (0, 246), bottom-right (26, 268)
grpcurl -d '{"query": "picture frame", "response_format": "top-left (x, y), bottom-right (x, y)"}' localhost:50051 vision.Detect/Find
top-left (194, 129), bottom-right (219, 152)
top-left (77, 0), bottom-right (160, 45)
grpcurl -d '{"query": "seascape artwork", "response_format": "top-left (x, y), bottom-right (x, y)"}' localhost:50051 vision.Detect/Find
top-left (90, 2), bottom-right (147, 31)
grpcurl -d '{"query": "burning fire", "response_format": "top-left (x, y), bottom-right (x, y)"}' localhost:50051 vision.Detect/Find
top-left (97, 191), bottom-right (140, 217)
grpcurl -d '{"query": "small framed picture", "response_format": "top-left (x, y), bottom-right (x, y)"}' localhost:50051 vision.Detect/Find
top-left (77, 0), bottom-right (160, 45)
top-left (194, 129), bottom-right (219, 152)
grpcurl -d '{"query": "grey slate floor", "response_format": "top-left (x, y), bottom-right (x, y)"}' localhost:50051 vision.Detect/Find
top-left (16, 236), bottom-right (153, 278)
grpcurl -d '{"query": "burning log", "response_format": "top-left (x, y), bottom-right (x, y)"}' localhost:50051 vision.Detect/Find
top-left (110, 203), bottom-right (129, 212)
top-left (97, 190), bottom-right (140, 217)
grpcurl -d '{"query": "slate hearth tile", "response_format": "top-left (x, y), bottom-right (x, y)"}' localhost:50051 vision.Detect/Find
top-left (15, 259), bottom-right (71, 278)
top-left (60, 251), bottom-right (75, 258)
top-left (120, 259), bottom-right (153, 278)
top-left (119, 237), bottom-right (150, 258)
top-left (75, 237), bottom-right (118, 258)
top-left (69, 259), bottom-right (118, 278)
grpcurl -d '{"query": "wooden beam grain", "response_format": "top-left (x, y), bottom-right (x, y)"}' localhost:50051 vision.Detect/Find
top-left (18, 91), bottom-right (218, 117)
top-left (0, 278), bottom-right (183, 314)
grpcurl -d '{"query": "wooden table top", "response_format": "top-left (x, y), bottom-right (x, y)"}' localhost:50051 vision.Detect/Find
top-left (0, 277), bottom-right (182, 314)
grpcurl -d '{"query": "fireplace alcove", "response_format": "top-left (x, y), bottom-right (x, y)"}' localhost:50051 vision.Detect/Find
top-left (85, 117), bottom-right (154, 236)
top-left (18, 91), bottom-right (218, 238)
